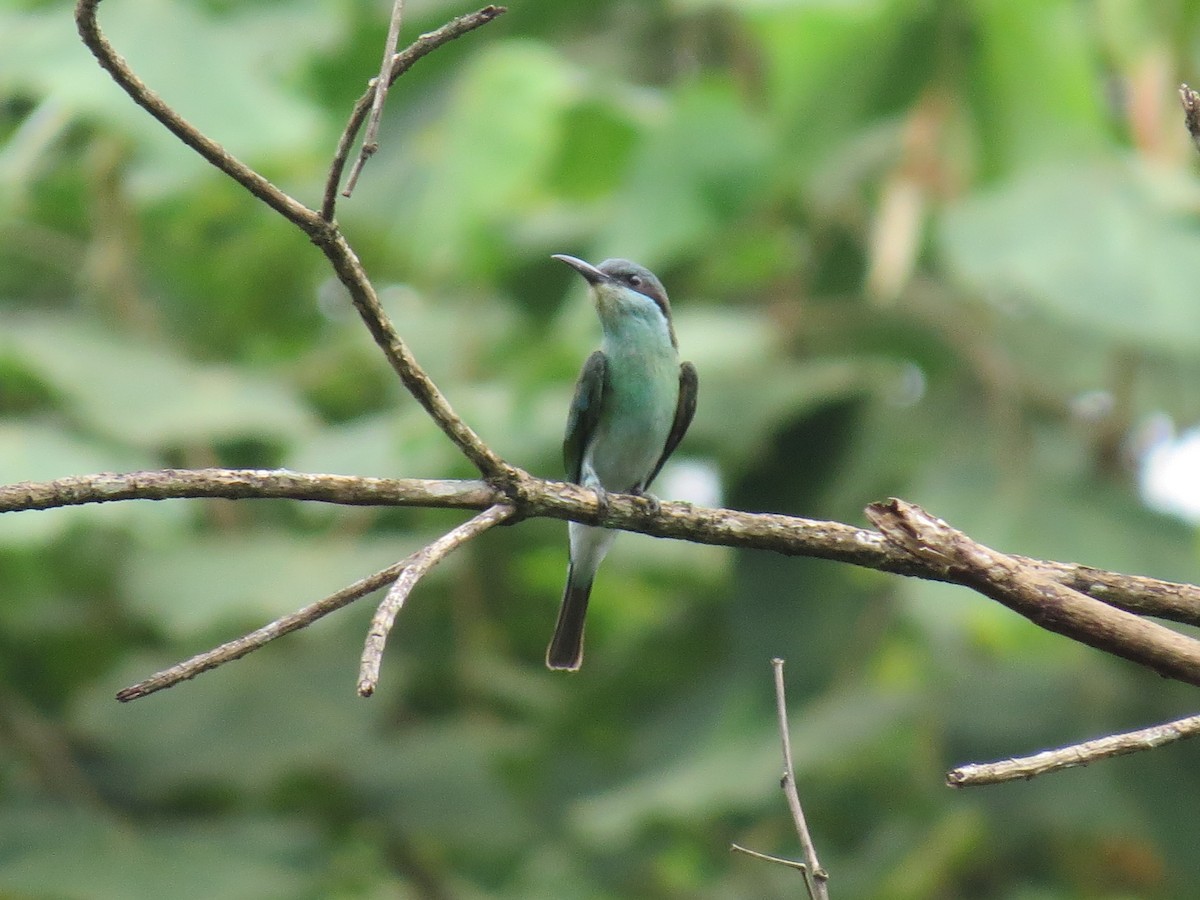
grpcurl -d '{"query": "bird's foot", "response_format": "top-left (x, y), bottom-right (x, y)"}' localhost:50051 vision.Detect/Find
top-left (632, 488), bottom-right (661, 516)
top-left (591, 486), bottom-right (611, 522)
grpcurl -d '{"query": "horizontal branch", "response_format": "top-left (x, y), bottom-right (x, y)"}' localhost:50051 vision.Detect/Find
top-left (3, 468), bottom-right (1199, 631)
top-left (947, 712), bottom-right (1200, 786)
top-left (0, 468), bottom-right (494, 512)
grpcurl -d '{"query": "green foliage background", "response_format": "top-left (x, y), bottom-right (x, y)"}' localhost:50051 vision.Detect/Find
top-left (3, 0), bottom-right (1200, 896)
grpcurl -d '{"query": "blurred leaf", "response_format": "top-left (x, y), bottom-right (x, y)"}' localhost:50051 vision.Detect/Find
top-left (0, 420), bottom-right (159, 544)
top-left (0, 0), bottom-right (339, 188)
top-left (397, 40), bottom-right (577, 276)
top-left (0, 313), bottom-right (315, 448)
top-left (597, 79), bottom-right (771, 264)
top-left (940, 161), bottom-right (1200, 356)
top-left (0, 799), bottom-right (317, 900)
top-left (571, 685), bottom-right (913, 844)
top-left (123, 531), bottom-right (430, 636)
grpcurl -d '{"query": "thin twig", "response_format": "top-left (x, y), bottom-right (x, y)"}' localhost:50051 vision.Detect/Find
top-left (358, 503), bottom-right (514, 696)
top-left (315, 228), bottom-right (514, 478)
top-left (947, 712), bottom-right (1200, 787)
top-left (342, 0), bottom-right (406, 199)
top-left (75, 0), bottom-right (314, 229)
top-left (77, 0), bottom-right (510, 478)
top-left (117, 560), bottom-right (410, 701)
top-left (729, 844), bottom-right (809, 872)
top-left (772, 659), bottom-right (829, 899)
top-left (321, 6), bottom-right (507, 221)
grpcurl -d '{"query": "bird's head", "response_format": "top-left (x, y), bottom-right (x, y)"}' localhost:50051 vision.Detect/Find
top-left (552, 254), bottom-right (677, 348)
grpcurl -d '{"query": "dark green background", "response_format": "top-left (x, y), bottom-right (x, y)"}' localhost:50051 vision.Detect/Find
top-left (3, 0), bottom-right (1200, 896)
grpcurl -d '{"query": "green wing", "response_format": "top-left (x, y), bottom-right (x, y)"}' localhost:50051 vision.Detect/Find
top-left (643, 361), bottom-right (698, 490)
top-left (563, 350), bottom-right (608, 484)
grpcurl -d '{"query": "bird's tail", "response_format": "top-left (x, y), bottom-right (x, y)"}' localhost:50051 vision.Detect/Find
top-left (546, 563), bottom-right (592, 671)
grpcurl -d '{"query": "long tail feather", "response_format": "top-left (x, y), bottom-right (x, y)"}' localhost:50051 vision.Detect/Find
top-left (546, 564), bottom-right (592, 671)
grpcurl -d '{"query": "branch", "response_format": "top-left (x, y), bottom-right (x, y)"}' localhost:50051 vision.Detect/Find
top-left (341, 0), bottom-right (407, 199)
top-left (947, 712), bottom-right (1200, 786)
top-left (773, 658), bottom-right (829, 898)
top-left (731, 660), bottom-right (829, 898)
top-left (0, 468), bottom-right (494, 512)
top-left (6, 469), bottom-right (1199, 623)
top-left (75, 0), bottom-right (511, 479)
top-left (75, 0), bottom-right (314, 230)
top-left (117, 560), bottom-right (408, 702)
top-left (313, 228), bottom-right (513, 478)
top-left (322, 5), bottom-right (507, 220)
top-left (867, 499), bottom-right (1200, 688)
top-left (357, 503), bottom-right (514, 696)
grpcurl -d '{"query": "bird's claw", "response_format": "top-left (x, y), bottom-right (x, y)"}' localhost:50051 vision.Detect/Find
top-left (634, 489), bottom-right (661, 516)
top-left (592, 487), bottom-right (611, 522)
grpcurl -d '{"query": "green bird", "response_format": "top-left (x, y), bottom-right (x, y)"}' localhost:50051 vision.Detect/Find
top-left (547, 255), bottom-right (698, 671)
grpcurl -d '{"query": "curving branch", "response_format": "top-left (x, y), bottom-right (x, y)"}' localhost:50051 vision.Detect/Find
top-left (357, 503), bottom-right (515, 696)
top-left (867, 499), bottom-right (1200, 687)
top-left (75, 0), bottom-right (510, 479)
top-left (323, 5), bottom-right (506, 220)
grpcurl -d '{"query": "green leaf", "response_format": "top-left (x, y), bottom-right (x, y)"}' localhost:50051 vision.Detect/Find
top-left (940, 161), bottom-right (1200, 355)
top-left (0, 313), bottom-right (315, 448)
top-left (123, 531), bottom-right (425, 636)
top-left (0, 420), bottom-right (160, 544)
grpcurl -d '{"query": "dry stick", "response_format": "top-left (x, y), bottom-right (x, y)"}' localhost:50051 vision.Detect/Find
top-left (866, 499), bottom-right (1200, 687)
top-left (358, 503), bottom-right (514, 696)
top-left (75, 0), bottom-right (313, 229)
top-left (316, 229), bottom-right (514, 479)
top-left (0, 469), bottom-right (496, 512)
top-left (6, 470), bottom-right (1200, 627)
top-left (729, 844), bottom-right (809, 872)
top-left (772, 658), bottom-right (829, 899)
top-left (342, 0), bottom-right (406, 198)
top-left (322, 6), bottom-right (507, 221)
top-left (730, 660), bottom-right (829, 896)
top-left (117, 561), bottom-right (409, 701)
top-left (947, 713), bottom-right (1200, 787)
top-left (76, 0), bottom-right (510, 479)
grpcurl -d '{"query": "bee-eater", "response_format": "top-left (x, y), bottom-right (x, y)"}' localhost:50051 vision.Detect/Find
top-left (546, 254), bottom-right (698, 671)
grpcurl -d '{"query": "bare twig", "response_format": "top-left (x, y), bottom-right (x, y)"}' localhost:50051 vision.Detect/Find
top-left (76, 0), bottom-right (510, 478)
top-left (116, 561), bottom-right (412, 701)
top-left (730, 844), bottom-right (809, 872)
top-left (342, 0), bottom-right (406, 198)
top-left (947, 712), bottom-right (1200, 787)
top-left (75, 0), bottom-right (314, 229)
top-left (322, 6), bottom-right (507, 221)
top-left (314, 228), bottom-right (514, 478)
top-left (357, 503), bottom-right (514, 696)
top-left (867, 499), bottom-right (1200, 687)
top-left (731, 660), bottom-right (829, 896)
top-left (773, 659), bottom-right (829, 898)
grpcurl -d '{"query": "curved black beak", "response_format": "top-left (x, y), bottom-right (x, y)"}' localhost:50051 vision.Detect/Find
top-left (552, 254), bottom-right (607, 285)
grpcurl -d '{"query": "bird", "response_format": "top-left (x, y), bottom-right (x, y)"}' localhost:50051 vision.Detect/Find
top-left (546, 254), bottom-right (698, 671)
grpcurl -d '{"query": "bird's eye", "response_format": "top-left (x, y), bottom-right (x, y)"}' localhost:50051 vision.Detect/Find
top-left (626, 274), bottom-right (643, 287)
